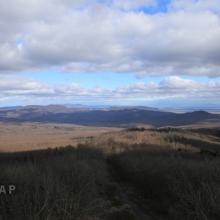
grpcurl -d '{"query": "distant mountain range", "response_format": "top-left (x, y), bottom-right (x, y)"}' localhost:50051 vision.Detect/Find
top-left (0, 105), bottom-right (219, 127)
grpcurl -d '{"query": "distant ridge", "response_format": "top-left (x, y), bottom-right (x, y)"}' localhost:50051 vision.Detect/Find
top-left (0, 105), bottom-right (219, 127)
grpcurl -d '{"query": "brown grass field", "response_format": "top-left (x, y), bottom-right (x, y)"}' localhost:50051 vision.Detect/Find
top-left (87, 127), bottom-right (220, 153)
top-left (0, 122), bottom-right (121, 152)
top-left (0, 121), bottom-right (219, 153)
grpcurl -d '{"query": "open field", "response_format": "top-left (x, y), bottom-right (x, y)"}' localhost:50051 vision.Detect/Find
top-left (0, 122), bottom-right (121, 152)
top-left (177, 119), bottom-right (220, 129)
top-left (0, 121), bottom-right (219, 153)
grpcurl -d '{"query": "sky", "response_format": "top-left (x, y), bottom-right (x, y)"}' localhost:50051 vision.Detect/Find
top-left (0, 0), bottom-right (220, 108)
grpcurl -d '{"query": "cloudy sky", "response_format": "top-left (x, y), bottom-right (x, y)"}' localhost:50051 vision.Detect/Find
top-left (1, 0), bottom-right (220, 108)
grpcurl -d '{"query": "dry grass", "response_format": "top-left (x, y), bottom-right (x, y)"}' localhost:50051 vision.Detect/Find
top-left (88, 129), bottom-right (195, 153)
top-left (177, 119), bottom-right (220, 129)
top-left (87, 130), bottom-right (165, 152)
top-left (88, 127), bottom-right (220, 154)
top-left (0, 122), bottom-right (121, 152)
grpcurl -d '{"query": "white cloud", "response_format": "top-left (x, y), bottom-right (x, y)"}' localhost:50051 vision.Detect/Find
top-left (0, 76), bottom-right (219, 105)
top-left (159, 76), bottom-right (200, 89)
top-left (0, 0), bottom-right (220, 77)
top-left (0, 77), bottom-right (53, 95)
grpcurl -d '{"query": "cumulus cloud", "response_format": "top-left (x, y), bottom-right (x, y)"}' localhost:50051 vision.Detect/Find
top-left (0, 77), bottom-right (53, 96)
top-left (0, 76), bottom-right (219, 105)
top-left (0, 0), bottom-right (220, 77)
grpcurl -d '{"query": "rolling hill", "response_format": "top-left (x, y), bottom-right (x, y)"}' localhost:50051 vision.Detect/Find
top-left (0, 105), bottom-right (220, 127)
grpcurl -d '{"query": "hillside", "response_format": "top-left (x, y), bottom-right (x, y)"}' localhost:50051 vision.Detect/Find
top-left (0, 105), bottom-right (220, 127)
top-left (1, 128), bottom-right (220, 220)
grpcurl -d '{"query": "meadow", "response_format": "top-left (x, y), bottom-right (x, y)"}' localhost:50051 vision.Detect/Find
top-left (0, 122), bottom-right (120, 152)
